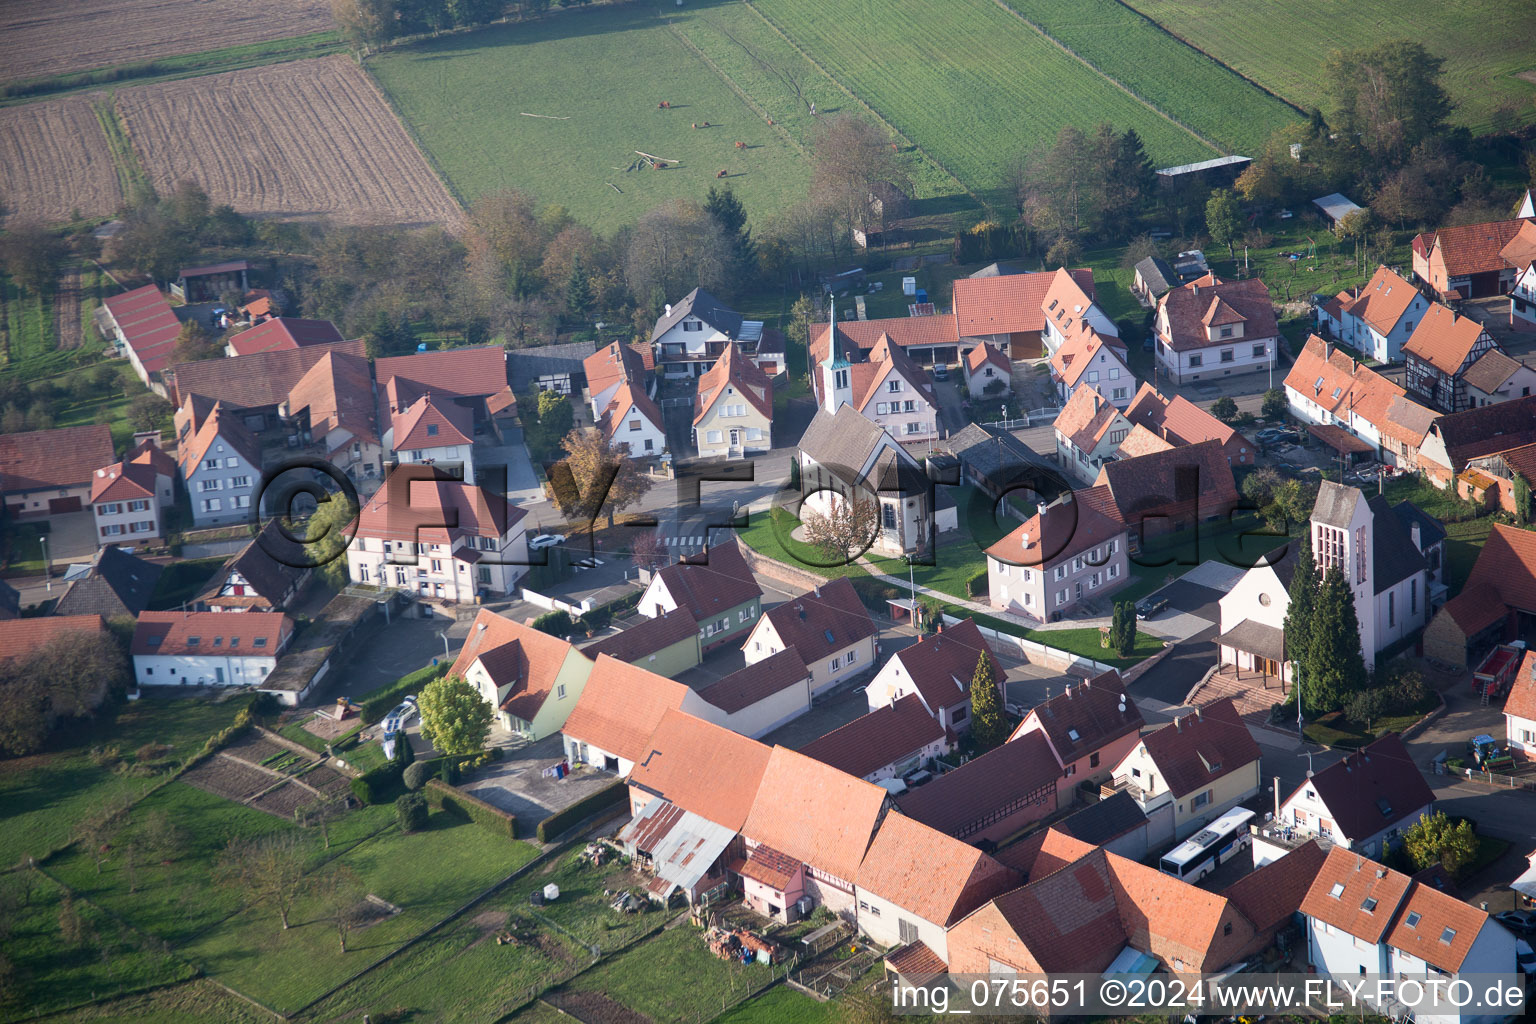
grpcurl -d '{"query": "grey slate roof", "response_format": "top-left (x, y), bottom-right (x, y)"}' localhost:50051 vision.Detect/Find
top-left (941, 423), bottom-right (1051, 484)
top-left (969, 261), bottom-right (1025, 279)
top-left (52, 547), bottom-right (163, 620)
top-left (1367, 494), bottom-right (1428, 593)
top-left (504, 342), bottom-right (594, 388)
top-left (649, 287), bottom-right (743, 342)
top-left (1134, 256), bottom-right (1177, 297)
top-left (1054, 790), bottom-right (1147, 846)
top-left (1391, 501), bottom-right (1446, 550)
top-left (1311, 479), bottom-right (1361, 529)
top-left (799, 404), bottom-right (889, 480)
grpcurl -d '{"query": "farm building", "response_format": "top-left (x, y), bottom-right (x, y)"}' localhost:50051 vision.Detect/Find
top-left (225, 316), bottom-right (344, 357)
top-left (1311, 193), bottom-right (1364, 226)
top-left (131, 611), bottom-right (293, 688)
top-left (1154, 154), bottom-right (1251, 187)
top-left (1132, 255), bottom-right (1177, 306)
top-left (52, 546), bottom-right (163, 621)
top-left (505, 340), bottom-right (594, 396)
top-left (100, 284), bottom-right (181, 393)
top-left (0, 424), bottom-right (116, 522)
top-left (1412, 217), bottom-right (1531, 301)
top-left (172, 260), bottom-right (250, 302)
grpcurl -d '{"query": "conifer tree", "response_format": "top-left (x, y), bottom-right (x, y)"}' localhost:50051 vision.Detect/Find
top-left (969, 651), bottom-right (1009, 751)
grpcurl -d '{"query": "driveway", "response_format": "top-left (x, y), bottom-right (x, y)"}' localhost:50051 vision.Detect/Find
top-left (304, 609), bottom-right (467, 706)
top-left (479, 429), bottom-right (543, 506)
top-left (1127, 624), bottom-right (1219, 705)
top-left (462, 734), bottom-right (620, 822)
top-left (44, 510), bottom-right (98, 563)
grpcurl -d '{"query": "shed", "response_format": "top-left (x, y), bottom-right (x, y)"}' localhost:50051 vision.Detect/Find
top-left (505, 341), bottom-right (595, 396)
top-left (1312, 193), bottom-right (1364, 226)
top-left (173, 260), bottom-right (251, 302)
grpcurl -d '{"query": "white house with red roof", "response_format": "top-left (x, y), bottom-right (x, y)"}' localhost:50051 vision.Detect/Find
top-left (741, 577), bottom-right (877, 696)
top-left (985, 490), bottom-right (1130, 620)
top-left (600, 382), bottom-right (666, 458)
top-left (100, 284), bottom-right (180, 392)
top-left (862, 617), bottom-right (1000, 735)
top-left (224, 317), bottom-right (344, 357)
top-left (816, 329), bottom-right (938, 443)
top-left (1403, 303), bottom-right (1501, 413)
top-left (1009, 670), bottom-right (1144, 784)
top-left (1154, 274), bottom-right (1279, 386)
top-left (0, 424), bottom-right (116, 523)
top-left (961, 342), bottom-right (1011, 398)
top-left (90, 439), bottom-right (177, 545)
top-left (799, 693), bottom-right (949, 783)
top-left (951, 267), bottom-right (1096, 360)
top-left (345, 475), bottom-right (529, 602)
top-left (695, 647), bottom-right (812, 739)
top-left (176, 404), bottom-right (262, 527)
top-left (638, 544), bottom-right (763, 652)
top-left (1053, 385), bottom-right (1132, 484)
top-left (583, 340), bottom-right (651, 421)
top-left (562, 654), bottom-right (715, 776)
top-left (694, 344), bottom-right (773, 458)
top-left (1284, 335), bottom-right (1413, 453)
top-left (1123, 382), bottom-right (1253, 468)
top-left (281, 350), bottom-right (382, 483)
top-left (1041, 267), bottom-right (1121, 357)
top-left (387, 393), bottom-right (477, 480)
top-left (650, 288), bottom-right (762, 378)
top-left (452, 608), bottom-right (595, 738)
top-left (131, 610), bottom-right (293, 689)
top-left (1318, 265), bottom-right (1431, 363)
top-left (1503, 649), bottom-right (1536, 761)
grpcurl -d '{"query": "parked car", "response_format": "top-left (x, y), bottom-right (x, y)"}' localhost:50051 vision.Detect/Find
top-left (1517, 939), bottom-right (1536, 976)
top-left (902, 768), bottom-right (934, 788)
top-left (1496, 910), bottom-right (1536, 934)
top-left (930, 364), bottom-right (949, 381)
top-left (1135, 595), bottom-right (1169, 619)
top-left (529, 534), bottom-right (567, 550)
top-left (1258, 427), bottom-right (1303, 446)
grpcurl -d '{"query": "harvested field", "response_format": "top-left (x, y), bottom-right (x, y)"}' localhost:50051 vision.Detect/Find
top-left (0, 0), bottom-right (332, 85)
top-left (544, 991), bottom-right (653, 1024)
top-left (54, 266), bottom-right (81, 348)
top-left (182, 753), bottom-right (278, 802)
top-left (116, 57), bottom-right (461, 226)
top-left (0, 96), bottom-right (122, 224)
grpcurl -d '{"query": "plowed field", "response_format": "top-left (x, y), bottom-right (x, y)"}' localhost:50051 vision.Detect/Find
top-left (116, 57), bottom-right (460, 226)
top-left (0, 96), bottom-right (122, 224)
top-left (0, 0), bottom-right (332, 85)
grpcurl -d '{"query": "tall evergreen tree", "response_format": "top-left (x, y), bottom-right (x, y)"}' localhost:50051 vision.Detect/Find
top-left (1308, 566), bottom-right (1371, 713)
top-left (968, 651), bottom-right (1008, 751)
top-left (1282, 531), bottom-right (1319, 714)
top-left (565, 253), bottom-right (593, 316)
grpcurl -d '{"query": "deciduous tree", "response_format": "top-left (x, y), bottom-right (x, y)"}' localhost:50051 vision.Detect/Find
top-left (417, 675), bottom-right (493, 757)
top-left (1325, 42), bottom-right (1452, 167)
top-left (312, 864), bottom-right (368, 952)
top-left (215, 832), bottom-right (310, 930)
top-left (0, 221), bottom-right (68, 295)
top-left (1205, 189), bottom-right (1241, 258)
top-left (331, 0), bottom-right (397, 53)
top-left (624, 199), bottom-right (733, 308)
top-left (1210, 396), bottom-right (1239, 423)
top-left (811, 116), bottom-right (912, 238)
top-left (1261, 389), bottom-right (1288, 420)
top-left (549, 428), bottom-right (652, 528)
top-left (801, 495), bottom-right (878, 567)
top-left (1402, 810), bottom-right (1478, 876)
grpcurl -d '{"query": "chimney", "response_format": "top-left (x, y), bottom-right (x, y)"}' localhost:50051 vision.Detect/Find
top-left (1274, 775), bottom-right (1282, 822)
top-left (1093, 392), bottom-right (1101, 412)
top-left (1175, 716), bottom-right (1183, 732)
top-left (1411, 521), bottom-right (1421, 551)
top-left (1038, 502), bottom-right (1050, 517)
top-left (1193, 283), bottom-right (1201, 299)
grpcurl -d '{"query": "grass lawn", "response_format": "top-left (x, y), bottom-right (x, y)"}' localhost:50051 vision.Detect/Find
top-left (18, 978), bottom-right (277, 1024)
top-left (1303, 707), bottom-right (1435, 749)
top-left (0, 870), bottom-right (196, 1021)
top-left (182, 811), bottom-right (537, 1014)
top-left (0, 697), bottom-right (241, 867)
top-left (559, 924), bottom-right (776, 1023)
top-left (715, 985), bottom-right (839, 1024)
top-left (1124, 0), bottom-right (1536, 135)
top-left (369, 4), bottom-right (811, 229)
top-left (867, 529), bottom-right (987, 602)
top-left (1021, 626), bottom-right (1165, 669)
top-left (1381, 475), bottom-right (1486, 525)
top-left (737, 506), bottom-right (869, 581)
top-left (508, 846), bottom-right (669, 953)
top-left (1443, 518), bottom-right (1495, 595)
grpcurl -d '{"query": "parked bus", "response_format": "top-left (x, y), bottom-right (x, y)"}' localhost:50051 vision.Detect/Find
top-left (1158, 807), bottom-right (1255, 881)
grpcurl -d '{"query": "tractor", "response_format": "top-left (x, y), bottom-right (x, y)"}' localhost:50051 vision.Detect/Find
top-left (1467, 734), bottom-right (1515, 773)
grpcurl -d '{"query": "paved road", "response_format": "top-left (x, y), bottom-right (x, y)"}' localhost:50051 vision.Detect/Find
top-left (1129, 625), bottom-right (1219, 706)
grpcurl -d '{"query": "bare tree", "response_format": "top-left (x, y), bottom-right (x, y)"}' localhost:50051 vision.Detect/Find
top-left (811, 116), bottom-right (912, 237)
top-left (624, 200), bottom-right (734, 308)
top-left (215, 833), bottom-right (310, 931)
top-left (312, 865), bottom-right (367, 953)
top-left (75, 797), bottom-right (130, 875)
top-left (801, 495), bottom-right (879, 567)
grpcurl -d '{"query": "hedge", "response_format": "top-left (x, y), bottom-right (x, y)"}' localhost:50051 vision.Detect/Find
top-left (360, 662), bottom-right (449, 724)
top-left (424, 778), bottom-right (518, 840)
top-left (966, 569), bottom-right (988, 598)
top-left (535, 779), bottom-right (628, 843)
top-left (350, 761), bottom-right (405, 805)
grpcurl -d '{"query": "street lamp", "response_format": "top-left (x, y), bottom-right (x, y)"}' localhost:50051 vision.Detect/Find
top-left (437, 630), bottom-right (450, 663)
top-left (1268, 343), bottom-right (1274, 392)
top-left (905, 554), bottom-right (920, 631)
top-left (39, 534), bottom-right (50, 592)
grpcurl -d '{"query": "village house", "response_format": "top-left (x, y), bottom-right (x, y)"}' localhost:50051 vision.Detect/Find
top-left (1123, 382), bottom-right (1253, 468)
top-left (386, 392), bottom-right (477, 480)
top-left (1504, 220), bottom-right (1536, 329)
top-left (1423, 524), bottom-right (1536, 669)
top-left (1055, 386), bottom-right (1137, 482)
top-left (862, 618), bottom-right (1000, 735)
top-left (1416, 395), bottom-right (1536, 490)
top-left (961, 342), bottom-right (1011, 398)
top-left (1504, 649), bottom-right (1536, 761)
top-left (1040, 268), bottom-right (1121, 358)
top-left (451, 608), bottom-right (595, 738)
top-left (694, 344), bottom-right (773, 459)
top-left (170, 339), bottom-right (367, 434)
top-left (1, 424), bottom-right (116, 523)
top-left (1257, 734), bottom-right (1434, 865)
top-left (1300, 847), bottom-right (1517, 1021)
top-left (1402, 303), bottom-right (1502, 413)
top-left (224, 316), bottom-right (344, 357)
top-left (896, 730), bottom-right (1064, 842)
top-left (738, 746), bottom-right (889, 919)
top-left (131, 610), bottom-right (293, 689)
top-left (562, 654), bottom-right (715, 777)
top-left (0, 615), bottom-right (105, 662)
top-left (637, 543), bottom-right (762, 652)
top-left (984, 490), bottom-right (1130, 620)
top-left (373, 346), bottom-right (508, 436)
top-left (100, 284), bottom-right (181, 392)
top-left (1007, 790), bottom-right (1152, 865)
top-left (345, 475), bottom-right (530, 602)
top-left (1132, 255), bottom-right (1178, 307)
top-left (581, 608), bottom-right (701, 678)
top-left (280, 350), bottom-right (382, 483)
top-left (1105, 698), bottom-right (1261, 844)
top-left (800, 694), bottom-right (950, 784)
top-left (1050, 326), bottom-right (1136, 409)
top-left (1379, 394), bottom-right (1441, 473)
top-left (52, 546), bottom-right (162, 621)
top-left (1315, 265), bottom-right (1430, 363)
top-left (741, 577), bottom-right (877, 697)
top-left (505, 340), bottom-right (592, 399)
top-left (1412, 217), bottom-right (1531, 301)
top-left (797, 404), bottom-right (931, 556)
top-left (815, 331), bottom-right (938, 443)
top-left (89, 439), bottom-right (177, 545)
top-left (1285, 335), bottom-right (1413, 456)
top-left (650, 288), bottom-right (764, 378)
top-left (1460, 349), bottom-right (1536, 407)
top-left (583, 340), bottom-right (651, 421)
top-left (1115, 423), bottom-right (1176, 459)
top-left (1009, 670), bottom-right (1145, 785)
top-left (852, 813), bottom-right (1019, 966)
top-left (600, 382), bottom-right (667, 458)
top-left (1153, 274), bottom-right (1280, 386)
top-left (1092, 439), bottom-right (1240, 550)
top-left (695, 648), bottom-right (813, 739)
top-left (177, 403), bottom-right (261, 527)
top-left (952, 267), bottom-right (1097, 360)
top-left (619, 710), bottom-right (772, 907)
top-left (808, 313), bottom-right (960, 369)
top-left (193, 520), bottom-right (311, 613)
top-left (935, 422), bottom-right (1054, 502)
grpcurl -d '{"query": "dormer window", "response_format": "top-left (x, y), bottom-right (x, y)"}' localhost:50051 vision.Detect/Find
top-left (1361, 897), bottom-right (1377, 913)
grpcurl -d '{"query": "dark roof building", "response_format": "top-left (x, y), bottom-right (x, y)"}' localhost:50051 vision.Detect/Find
top-left (799, 693), bottom-right (948, 781)
top-left (896, 730), bottom-right (1061, 842)
top-left (650, 287), bottom-right (744, 342)
top-left (53, 546), bottom-right (163, 620)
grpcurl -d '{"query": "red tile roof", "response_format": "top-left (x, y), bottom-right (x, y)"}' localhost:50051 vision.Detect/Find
top-left (1343, 266), bottom-right (1421, 335)
top-left (1137, 697), bottom-right (1260, 798)
top-left (1458, 523), bottom-right (1536, 617)
top-left (1437, 583), bottom-right (1509, 635)
top-left (808, 315), bottom-right (959, 365)
top-left (1009, 670), bottom-right (1143, 762)
top-left (889, 617), bottom-right (1000, 714)
top-left (973, 851), bottom-right (1126, 972)
top-left (584, 341), bottom-right (647, 401)
top-left (1300, 846), bottom-right (1414, 944)
top-left (758, 577), bottom-right (876, 666)
top-left (90, 458), bottom-right (157, 503)
top-left (374, 346), bottom-right (507, 401)
top-left (1285, 335), bottom-right (1407, 429)
top-left (1221, 839), bottom-right (1329, 935)
top-left (131, 610), bottom-right (292, 657)
top-left (1505, 650), bottom-right (1536, 722)
top-left (354, 477), bottom-right (524, 545)
top-left (391, 393), bottom-right (475, 451)
top-left (582, 607), bottom-right (698, 664)
top-left (953, 268), bottom-right (1095, 337)
top-left (698, 647), bottom-right (809, 714)
top-left (170, 340), bottom-right (366, 410)
top-left (965, 341), bottom-right (1010, 375)
top-left (0, 424), bottom-right (116, 494)
top-left (1050, 329), bottom-right (1127, 389)
top-left (102, 284), bottom-right (181, 375)
top-left (1093, 439), bottom-right (1240, 525)
top-left (1283, 733), bottom-right (1433, 842)
top-left (0, 615), bottom-right (105, 664)
top-left (985, 491), bottom-right (1126, 568)
top-left (735, 846), bottom-right (802, 890)
top-left (1420, 218), bottom-right (1531, 278)
top-left (226, 317), bottom-right (344, 356)
top-left (561, 655), bottom-right (694, 765)
top-left (1385, 879), bottom-right (1490, 973)
top-left (627, 709), bottom-right (772, 831)
top-left (601, 382), bottom-right (665, 445)
top-left (286, 350), bottom-right (378, 447)
top-left (851, 334), bottom-right (936, 412)
top-left (1054, 385), bottom-right (1127, 452)
top-left (1116, 423), bottom-right (1175, 457)
top-left (856, 812), bottom-right (1020, 926)
top-left (1403, 303), bottom-right (1489, 375)
top-left (1499, 220), bottom-right (1536, 272)
top-left (650, 543), bottom-right (762, 620)
top-left (799, 693), bottom-right (946, 779)
top-left (450, 609), bottom-right (587, 723)
top-left (694, 344), bottom-right (772, 424)
top-left (1123, 382), bottom-right (1239, 449)
top-left (885, 940), bottom-right (947, 977)
top-left (175, 402), bottom-right (262, 479)
top-left (741, 745), bottom-right (889, 882)
top-left (1157, 275), bottom-right (1278, 352)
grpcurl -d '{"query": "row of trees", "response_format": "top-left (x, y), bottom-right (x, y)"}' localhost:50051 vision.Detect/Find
top-left (1281, 532), bottom-right (1371, 717)
top-left (330, 0), bottom-right (510, 54)
top-left (0, 630), bottom-right (131, 756)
